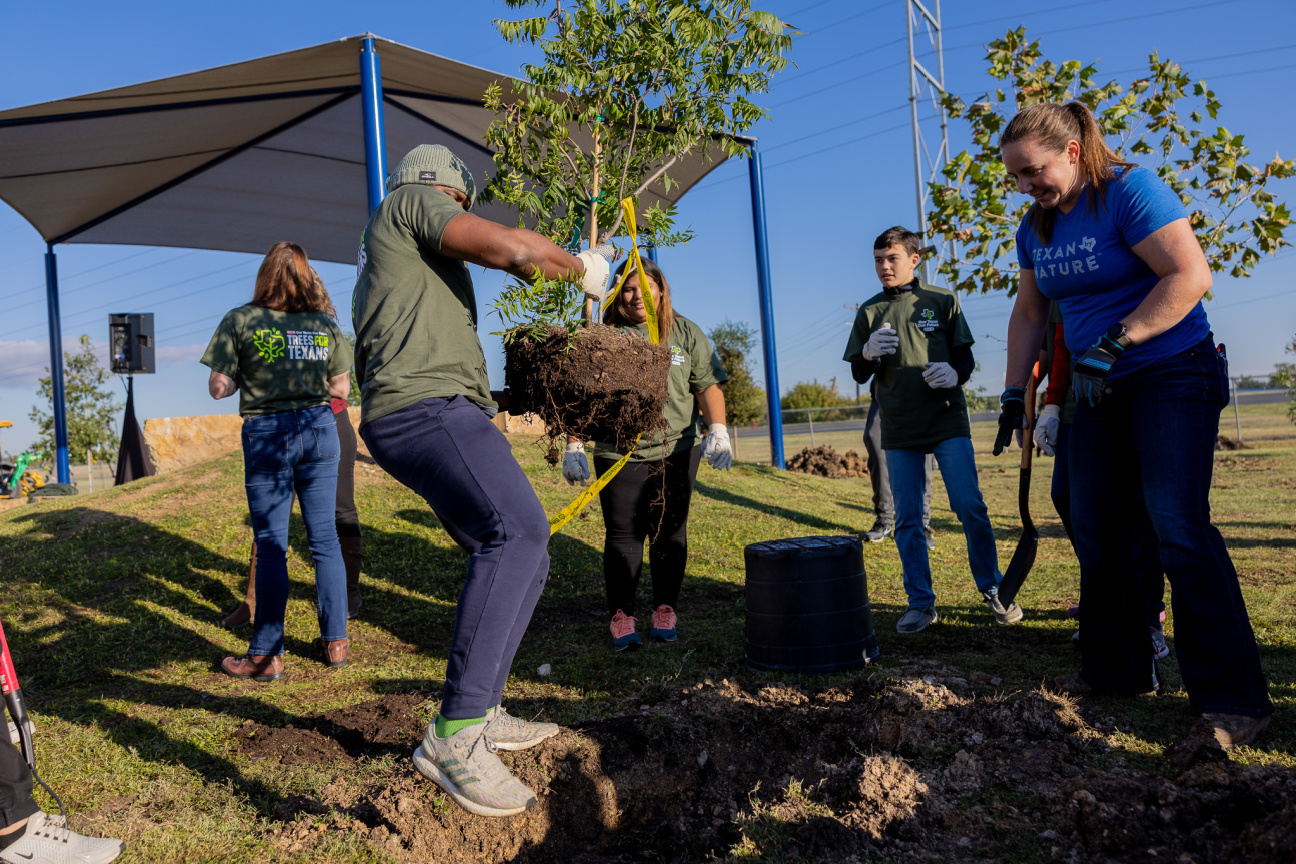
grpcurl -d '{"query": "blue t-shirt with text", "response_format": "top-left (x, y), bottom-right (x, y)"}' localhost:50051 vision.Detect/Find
top-left (1015, 166), bottom-right (1209, 379)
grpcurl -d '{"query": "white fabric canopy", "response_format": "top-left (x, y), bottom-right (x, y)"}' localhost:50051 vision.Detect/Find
top-left (0, 34), bottom-right (736, 265)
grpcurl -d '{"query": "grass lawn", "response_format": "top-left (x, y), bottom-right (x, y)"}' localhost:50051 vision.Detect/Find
top-left (0, 401), bottom-right (1292, 862)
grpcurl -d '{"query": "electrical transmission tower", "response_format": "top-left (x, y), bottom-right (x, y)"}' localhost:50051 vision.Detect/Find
top-left (905, 0), bottom-right (951, 283)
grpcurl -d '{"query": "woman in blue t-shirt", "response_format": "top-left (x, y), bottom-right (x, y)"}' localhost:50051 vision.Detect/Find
top-left (994, 101), bottom-right (1272, 749)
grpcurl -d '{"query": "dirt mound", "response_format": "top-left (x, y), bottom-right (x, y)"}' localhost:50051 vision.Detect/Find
top-left (245, 669), bottom-right (1296, 863)
top-left (504, 324), bottom-right (671, 451)
top-left (787, 445), bottom-right (868, 478)
top-left (237, 693), bottom-right (425, 765)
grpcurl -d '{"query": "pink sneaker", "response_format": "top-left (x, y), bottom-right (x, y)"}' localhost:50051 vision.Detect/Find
top-left (610, 610), bottom-right (641, 652)
top-left (650, 604), bottom-right (678, 643)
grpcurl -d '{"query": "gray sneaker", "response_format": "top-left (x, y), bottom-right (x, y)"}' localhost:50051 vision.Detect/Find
top-left (1198, 713), bottom-right (1271, 750)
top-left (983, 589), bottom-right (1023, 624)
top-left (896, 606), bottom-right (938, 633)
top-left (863, 519), bottom-right (893, 542)
top-left (412, 723), bottom-right (537, 818)
top-left (923, 524), bottom-right (935, 550)
top-left (0, 811), bottom-right (124, 864)
top-left (484, 705), bottom-right (559, 751)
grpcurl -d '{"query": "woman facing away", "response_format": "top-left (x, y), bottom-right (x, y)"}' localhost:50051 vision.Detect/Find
top-left (564, 258), bottom-right (733, 651)
top-left (202, 241), bottom-right (354, 681)
top-left (994, 101), bottom-right (1272, 750)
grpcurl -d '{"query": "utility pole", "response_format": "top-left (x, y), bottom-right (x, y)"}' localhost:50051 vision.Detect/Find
top-left (905, 0), bottom-right (951, 284)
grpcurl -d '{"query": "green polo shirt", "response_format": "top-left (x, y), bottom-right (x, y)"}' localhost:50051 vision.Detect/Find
top-left (843, 280), bottom-right (974, 450)
top-left (352, 183), bottom-right (494, 428)
top-left (594, 315), bottom-right (728, 463)
top-left (201, 305), bottom-right (352, 416)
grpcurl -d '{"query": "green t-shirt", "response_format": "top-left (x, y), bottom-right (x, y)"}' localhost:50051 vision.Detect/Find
top-left (351, 184), bottom-right (494, 428)
top-left (594, 315), bottom-right (728, 463)
top-left (201, 305), bottom-right (352, 416)
top-left (842, 281), bottom-right (974, 450)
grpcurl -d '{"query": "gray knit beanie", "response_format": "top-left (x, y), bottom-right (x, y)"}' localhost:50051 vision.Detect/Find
top-left (386, 144), bottom-right (477, 208)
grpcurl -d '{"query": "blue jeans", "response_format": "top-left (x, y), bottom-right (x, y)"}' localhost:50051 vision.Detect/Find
top-left (361, 396), bottom-right (550, 720)
top-left (887, 436), bottom-right (1001, 610)
top-left (243, 405), bottom-right (347, 656)
top-left (1069, 336), bottom-right (1271, 715)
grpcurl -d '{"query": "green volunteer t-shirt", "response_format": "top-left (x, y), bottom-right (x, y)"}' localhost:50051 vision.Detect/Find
top-left (351, 183), bottom-right (494, 428)
top-left (842, 280), bottom-right (974, 450)
top-left (201, 305), bottom-right (352, 416)
top-left (594, 315), bottom-right (728, 463)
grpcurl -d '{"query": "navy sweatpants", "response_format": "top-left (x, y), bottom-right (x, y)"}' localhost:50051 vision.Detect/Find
top-left (361, 396), bottom-right (550, 720)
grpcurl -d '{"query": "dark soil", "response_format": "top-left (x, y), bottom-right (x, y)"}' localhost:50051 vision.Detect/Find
top-left (237, 693), bottom-right (425, 765)
top-left (1216, 434), bottom-right (1249, 450)
top-left (787, 445), bottom-right (869, 479)
top-left (250, 668), bottom-right (1296, 863)
top-left (504, 324), bottom-right (671, 451)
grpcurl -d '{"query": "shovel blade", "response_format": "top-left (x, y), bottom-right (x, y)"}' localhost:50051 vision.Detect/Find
top-left (997, 530), bottom-right (1038, 608)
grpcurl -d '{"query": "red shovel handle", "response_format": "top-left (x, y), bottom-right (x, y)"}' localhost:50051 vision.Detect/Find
top-left (0, 617), bottom-right (19, 696)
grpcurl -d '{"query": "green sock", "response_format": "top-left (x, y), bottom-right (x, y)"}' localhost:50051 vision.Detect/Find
top-left (435, 714), bottom-right (485, 738)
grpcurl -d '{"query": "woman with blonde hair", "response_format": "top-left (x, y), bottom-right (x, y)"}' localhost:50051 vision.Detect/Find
top-left (202, 241), bottom-right (354, 681)
top-left (564, 258), bottom-right (732, 651)
top-left (994, 101), bottom-right (1272, 748)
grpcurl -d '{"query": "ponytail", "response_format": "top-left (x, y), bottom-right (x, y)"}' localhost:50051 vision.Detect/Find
top-left (1002, 101), bottom-right (1135, 244)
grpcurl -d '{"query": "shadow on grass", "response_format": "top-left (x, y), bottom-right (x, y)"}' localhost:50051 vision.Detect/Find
top-left (693, 480), bottom-right (860, 535)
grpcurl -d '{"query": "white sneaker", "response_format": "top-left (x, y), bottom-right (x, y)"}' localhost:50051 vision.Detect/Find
top-left (412, 723), bottom-right (536, 818)
top-left (0, 811), bottom-right (124, 864)
top-left (483, 705), bottom-right (559, 751)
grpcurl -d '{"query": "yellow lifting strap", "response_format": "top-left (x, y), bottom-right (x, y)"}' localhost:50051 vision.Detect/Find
top-left (549, 197), bottom-right (658, 535)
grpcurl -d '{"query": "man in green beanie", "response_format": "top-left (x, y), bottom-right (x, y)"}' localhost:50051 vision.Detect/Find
top-left (354, 144), bottom-right (610, 818)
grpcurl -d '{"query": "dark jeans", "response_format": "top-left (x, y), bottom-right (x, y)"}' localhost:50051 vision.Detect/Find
top-left (1069, 336), bottom-right (1271, 715)
top-left (1053, 422), bottom-right (1165, 625)
top-left (594, 446), bottom-right (702, 618)
top-left (864, 398), bottom-right (931, 525)
top-left (333, 403), bottom-right (361, 539)
top-left (243, 405), bottom-right (347, 656)
top-left (0, 739), bottom-right (38, 829)
top-left (361, 396), bottom-right (549, 720)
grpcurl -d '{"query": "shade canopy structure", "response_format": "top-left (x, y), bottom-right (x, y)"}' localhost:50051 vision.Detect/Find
top-left (0, 33), bottom-right (786, 481)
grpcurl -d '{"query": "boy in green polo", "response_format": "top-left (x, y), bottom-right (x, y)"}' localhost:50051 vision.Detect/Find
top-left (844, 226), bottom-right (1022, 634)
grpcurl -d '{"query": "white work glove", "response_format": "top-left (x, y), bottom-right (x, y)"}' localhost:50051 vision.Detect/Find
top-left (562, 441), bottom-right (590, 486)
top-left (862, 323), bottom-right (899, 361)
top-left (703, 424), bottom-right (732, 470)
top-left (1034, 403), bottom-right (1061, 457)
top-left (922, 361), bottom-right (958, 389)
top-left (576, 248), bottom-right (612, 302)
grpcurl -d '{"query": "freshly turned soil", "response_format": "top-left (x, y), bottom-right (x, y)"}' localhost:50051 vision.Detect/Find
top-left (250, 669), bottom-right (1296, 863)
top-left (504, 324), bottom-right (671, 451)
top-left (787, 445), bottom-right (869, 479)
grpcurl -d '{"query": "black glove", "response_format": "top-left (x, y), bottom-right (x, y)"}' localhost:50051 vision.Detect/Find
top-left (993, 386), bottom-right (1025, 456)
top-left (1072, 333), bottom-right (1127, 407)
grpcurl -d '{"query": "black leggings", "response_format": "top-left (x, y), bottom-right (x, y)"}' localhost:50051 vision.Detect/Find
top-left (333, 403), bottom-right (361, 539)
top-left (594, 446), bottom-right (701, 618)
top-left (1, 738), bottom-right (38, 829)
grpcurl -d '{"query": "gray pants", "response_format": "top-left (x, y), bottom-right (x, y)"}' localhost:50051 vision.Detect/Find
top-left (864, 398), bottom-right (932, 526)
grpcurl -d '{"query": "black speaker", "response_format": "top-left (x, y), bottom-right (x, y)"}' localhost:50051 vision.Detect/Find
top-left (108, 313), bottom-right (155, 374)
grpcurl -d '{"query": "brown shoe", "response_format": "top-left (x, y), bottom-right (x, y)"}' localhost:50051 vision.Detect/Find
top-left (220, 653), bottom-right (284, 682)
top-left (1198, 712), bottom-right (1271, 750)
top-left (323, 638), bottom-right (349, 669)
top-left (341, 536), bottom-right (364, 619)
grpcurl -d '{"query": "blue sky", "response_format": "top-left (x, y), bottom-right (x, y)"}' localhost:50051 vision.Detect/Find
top-left (1, 0), bottom-right (1293, 454)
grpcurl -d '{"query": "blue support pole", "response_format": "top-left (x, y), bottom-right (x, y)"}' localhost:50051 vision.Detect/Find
top-left (359, 37), bottom-right (388, 213)
top-left (44, 243), bottom-right (71, 484)
top-left (644, 241), bottom-right (658, 263)
top-left (747, 141), bottom-right (784, 469)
